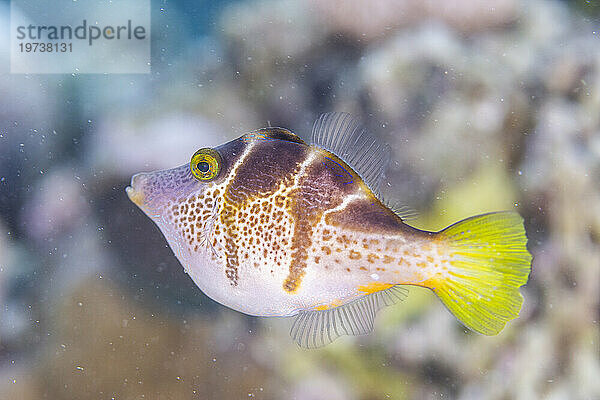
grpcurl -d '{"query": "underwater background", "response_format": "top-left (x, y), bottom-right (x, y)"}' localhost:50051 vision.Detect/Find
top-left (1, 0), bottom-right (599, 399)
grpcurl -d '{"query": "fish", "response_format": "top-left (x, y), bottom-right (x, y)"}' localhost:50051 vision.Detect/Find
top-left (126, 112), bottom-right (532, 348)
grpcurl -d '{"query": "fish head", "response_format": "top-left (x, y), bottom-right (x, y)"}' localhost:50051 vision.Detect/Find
top-left (125, 136), bottom-right (248, 270)
top-left (125, 128), bottom-right (309, 304)
top-left (127, 132), bottom-right (245, 219)
top-left (126, 164), bottom-right (196, 217)
top-left (126, 127), bottom-right (307, 242)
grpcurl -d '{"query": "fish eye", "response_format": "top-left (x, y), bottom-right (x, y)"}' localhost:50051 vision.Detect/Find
top-left (197, 161), bottom-right (210, 173)
top-left (190, 148), bottom-right (222, 181)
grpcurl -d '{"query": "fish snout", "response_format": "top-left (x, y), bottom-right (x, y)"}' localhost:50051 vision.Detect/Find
top-left (126, 172), bottom-right (149, 207)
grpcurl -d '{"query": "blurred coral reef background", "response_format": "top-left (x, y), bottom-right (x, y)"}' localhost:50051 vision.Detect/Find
top-left (1, 0), bottom-right (600, 399)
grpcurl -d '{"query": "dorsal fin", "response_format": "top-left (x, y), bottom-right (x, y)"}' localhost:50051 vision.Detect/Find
top-left (290, 285), bottom-right (409, 349)
top-left (244, 127), bottom-right (306, 145)
top-left (378, 192), bottom-right (419, 221)
top-left (389, 204), bottom-right (418, 221)
top-left (311, 112), bottom-right (391, 194)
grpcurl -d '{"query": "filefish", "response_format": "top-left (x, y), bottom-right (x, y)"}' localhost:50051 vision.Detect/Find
top-left (126, 112), bottom-right (532, 348)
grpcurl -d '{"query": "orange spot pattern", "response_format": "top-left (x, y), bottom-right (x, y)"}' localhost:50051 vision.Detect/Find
top-left (357, 282), bottom-right (395, 295)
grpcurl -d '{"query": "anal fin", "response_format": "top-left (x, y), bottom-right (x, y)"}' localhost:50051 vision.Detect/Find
top-left (290, 285), bottom-right (409, 349)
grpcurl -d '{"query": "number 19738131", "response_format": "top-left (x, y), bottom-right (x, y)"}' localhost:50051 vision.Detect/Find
top-left (19, 42), bottom-right (72, 52)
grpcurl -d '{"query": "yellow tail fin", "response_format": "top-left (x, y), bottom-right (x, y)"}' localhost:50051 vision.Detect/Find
top-left (432, 212), bottom-right (532, 335)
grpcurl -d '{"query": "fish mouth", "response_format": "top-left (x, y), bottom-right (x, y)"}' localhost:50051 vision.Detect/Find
top-left (126, 173), bottom-right (147, 207)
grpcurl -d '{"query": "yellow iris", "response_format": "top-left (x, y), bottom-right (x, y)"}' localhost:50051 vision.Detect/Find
top-left (190, 148), bottom-right (221, 181)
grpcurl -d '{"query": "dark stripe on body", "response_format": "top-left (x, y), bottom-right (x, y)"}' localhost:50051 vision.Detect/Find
top-left (324, 198), bottom-right (405, 234)
top-left (283, 151), bottom-right (363, 292)
top-left (220, 139), bottom-right (309, 285)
